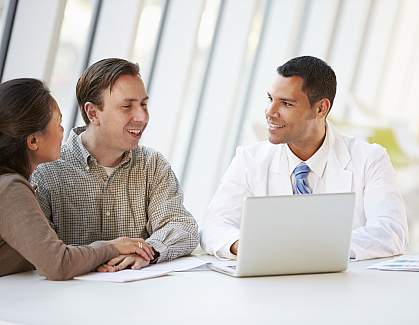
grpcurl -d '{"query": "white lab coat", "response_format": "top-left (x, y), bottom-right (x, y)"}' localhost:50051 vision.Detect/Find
top-left (200, 124), bottom-right (408, 260)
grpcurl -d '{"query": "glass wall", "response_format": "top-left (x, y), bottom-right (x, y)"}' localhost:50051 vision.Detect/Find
top-left (131, 0), bottom-right (165, 86)
top-left (48, 0), bottom-right (96, 135)
top-left (0, 0), bottom-right (9, 46)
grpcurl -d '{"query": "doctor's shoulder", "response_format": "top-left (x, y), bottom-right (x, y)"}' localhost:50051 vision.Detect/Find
top-left (344, 134), bottom-right (390, 166)
top-left (233, 140), bottom-right (279, 165)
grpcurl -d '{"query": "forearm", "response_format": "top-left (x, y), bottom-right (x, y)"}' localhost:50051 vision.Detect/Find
top-left (350, 219), bottom-right (407, 260)
top-left (201, 220), bottom-right (240, 258)
top-left (355, 148), bottom-right (409, 260)
top-left (37, 240), bottom-right (118, 280)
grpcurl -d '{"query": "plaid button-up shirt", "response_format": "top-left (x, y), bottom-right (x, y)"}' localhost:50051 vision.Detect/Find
top-left (31, 127), bottom-right (199, 262)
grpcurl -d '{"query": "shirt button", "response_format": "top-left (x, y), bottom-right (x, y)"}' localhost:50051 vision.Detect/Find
top-left (85, 166), bottom-right (89, 171)
top-left (105, 211), bottom-right (110, 216)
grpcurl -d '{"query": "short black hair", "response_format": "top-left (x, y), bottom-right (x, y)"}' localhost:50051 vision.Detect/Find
top-left (277, 56), bottom-right (336, 108)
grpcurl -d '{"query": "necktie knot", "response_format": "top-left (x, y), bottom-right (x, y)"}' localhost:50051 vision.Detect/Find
top-left (292, 163), bottom-right (312, 195)
top-left (294, 163), bottom-right (310, 180)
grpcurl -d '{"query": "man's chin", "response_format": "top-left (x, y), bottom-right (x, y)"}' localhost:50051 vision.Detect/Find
top-left (268, 136), bottom-right (284, 145)
top-left (128, 142), bottom-right (140, 150)
top-left (123, 139), bottom-right (141, 151)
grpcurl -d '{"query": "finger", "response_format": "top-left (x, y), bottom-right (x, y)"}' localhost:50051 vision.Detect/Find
top-left (131, 257), bottom-right (149, 270)
top-left (97, 264), bottom-right (116, 272)
top-left (134, 239), bottom-right (154, 260)
top-left (141, 242), bottom-right (155, 260)
top-left (107, 255), bottom-right (127, 266)
top-left (125, 243), bottom-right (145, 256)
top-left (126, 241), bottom-right (142, 254)
top-left (96, 264), bottom-right (108, 272)
top-left (132, 243), bottom-right (151, 261)
top-left (137, 249), bottom-right (151, 262)
top-left (106, 265), bottom-right (117, 272)
top-left (115, 257), bottom-right (135, 271)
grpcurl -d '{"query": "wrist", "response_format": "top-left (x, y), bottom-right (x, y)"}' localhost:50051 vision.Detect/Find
top-left (150, 247), bottom-right (160, 264)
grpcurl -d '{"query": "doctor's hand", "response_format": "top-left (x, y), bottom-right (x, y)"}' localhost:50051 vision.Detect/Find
top-left (96, 254), bottom-right (150, 272)
top-left (230, 240), bottom-right (239, 255)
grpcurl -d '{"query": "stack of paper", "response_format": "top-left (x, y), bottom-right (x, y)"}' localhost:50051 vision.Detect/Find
top-left (367, 255), bottom-right (419, 271)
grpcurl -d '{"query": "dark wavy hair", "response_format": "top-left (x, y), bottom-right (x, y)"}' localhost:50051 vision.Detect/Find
top-left (0, 78), bottom-right (54, 179)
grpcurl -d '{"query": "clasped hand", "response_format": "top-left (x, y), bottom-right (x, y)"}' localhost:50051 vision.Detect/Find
top-left (97, 254), bottom-right (150, 272)
top-left (98, 237), bottom-right (155, 272)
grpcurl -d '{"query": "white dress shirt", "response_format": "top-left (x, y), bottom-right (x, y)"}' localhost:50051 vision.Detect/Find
top-left (287, 130), bottom-right (329, 194)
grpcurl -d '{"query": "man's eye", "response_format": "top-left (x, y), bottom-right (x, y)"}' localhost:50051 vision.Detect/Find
top-left (283, 101), bottom-right (293, 107)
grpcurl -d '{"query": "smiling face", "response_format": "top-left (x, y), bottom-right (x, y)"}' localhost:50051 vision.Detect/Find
top-left (93, 74), bottom-right (149, 153)
top-left (265, 75), bottom-right (328, 158)
top-left (266, 75), bottom-right (316, 144)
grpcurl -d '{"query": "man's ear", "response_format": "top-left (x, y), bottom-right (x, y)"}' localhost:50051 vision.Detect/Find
top-left (26, 134), bottom-right (39, 152)
top-left (84, 102), bottom-right (100, 125)
top-left (316, 98), bottom-right (331, 118)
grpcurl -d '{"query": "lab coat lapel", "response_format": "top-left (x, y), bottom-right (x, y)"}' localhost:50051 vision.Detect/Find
top-left (324, 125), bottom-right (352, 193)
top-left (267, 145), bottom-right (293, 195)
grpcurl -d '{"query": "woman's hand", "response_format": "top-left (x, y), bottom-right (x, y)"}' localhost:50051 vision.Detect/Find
top-left (109, 237), bottom-right (154, 261)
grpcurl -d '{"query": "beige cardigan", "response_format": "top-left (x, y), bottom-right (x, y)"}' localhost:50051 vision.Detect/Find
top-left (0, 173), bottom-right (118, 280)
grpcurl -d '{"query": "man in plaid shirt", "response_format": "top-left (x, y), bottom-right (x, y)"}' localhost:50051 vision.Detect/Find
top-left (32, 58), bottom-right (199, 271)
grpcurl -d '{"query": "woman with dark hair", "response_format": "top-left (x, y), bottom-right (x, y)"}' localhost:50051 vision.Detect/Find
top-left (0, 78), bottom-right (147, 280)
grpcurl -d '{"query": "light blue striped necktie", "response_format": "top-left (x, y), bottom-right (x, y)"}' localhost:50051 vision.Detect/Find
top-left (292, 162), bottom-right (312, 195)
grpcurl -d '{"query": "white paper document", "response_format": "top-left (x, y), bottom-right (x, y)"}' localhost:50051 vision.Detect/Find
top-left (196, 255), bottom-right (238, 269)
top-left (74, 269), bottom-right (171, 283)
top-left (367, 255), bottom-right (419, 271)
top-left (74, 255), bottom-right (238, 283)
top-left (144, 256), bottom-right (209, 272)
top-left (144, 255), bottom-right (237, 272)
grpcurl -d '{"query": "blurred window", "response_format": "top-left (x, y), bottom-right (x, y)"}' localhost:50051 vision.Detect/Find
top-left (131, 0), bottom-right (165, 85)
top-left (48, 0), bottom-right (95, 136)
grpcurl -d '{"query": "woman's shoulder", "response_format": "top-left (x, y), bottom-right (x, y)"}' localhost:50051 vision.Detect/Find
top-left (0, 173), bottom-right (32, 194)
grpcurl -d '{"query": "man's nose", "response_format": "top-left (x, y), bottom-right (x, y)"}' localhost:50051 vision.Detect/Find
top-left (266, 102), bottom-right (279, 118)
top-left (133, 106), bottom-right (148, 122)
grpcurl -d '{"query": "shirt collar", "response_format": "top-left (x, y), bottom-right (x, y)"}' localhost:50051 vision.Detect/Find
top-left (286, 127), bottom-right (329, 178)
top-left (65, 126), bottom-right (90, 166)
top-left (66, 126), bottom-right (132, 167)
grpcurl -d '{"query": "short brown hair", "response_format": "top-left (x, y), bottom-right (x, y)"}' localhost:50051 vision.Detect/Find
top-left (0, 78), bottom-right (54, 179)
top-left (76, 58), bottom-right (140, 125)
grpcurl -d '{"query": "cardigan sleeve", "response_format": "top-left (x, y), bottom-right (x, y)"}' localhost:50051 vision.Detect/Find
top-left (0, 174), bottom-right (119, 280)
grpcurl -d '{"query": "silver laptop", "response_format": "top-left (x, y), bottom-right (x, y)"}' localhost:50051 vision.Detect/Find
top-left (210, 193), bottom-right (355, 277)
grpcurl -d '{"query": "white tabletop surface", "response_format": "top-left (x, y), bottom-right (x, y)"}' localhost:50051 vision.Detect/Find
top-left (0, 258), bottom-right (418, 325)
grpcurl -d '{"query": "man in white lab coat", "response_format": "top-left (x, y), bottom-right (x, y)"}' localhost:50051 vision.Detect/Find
top-left (200, 56), bottom-right (408, 261)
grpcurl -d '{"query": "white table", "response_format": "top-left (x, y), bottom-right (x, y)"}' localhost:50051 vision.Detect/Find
top-left (0, 258), bottom-right (418, 325)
